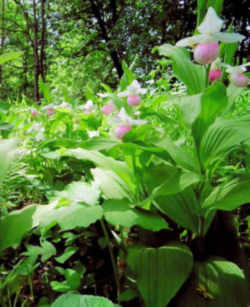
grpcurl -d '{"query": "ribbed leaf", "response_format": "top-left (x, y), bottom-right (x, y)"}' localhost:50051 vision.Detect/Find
top-left (192, 82), bottom-right (228, 147)
top-left (0, 206), bottom-right (36, 252)
top-left (157, 44), bottom-right (206, 95)
top-left (51, 293), bottom-right (117, 307)
top-left (127, 244), bottom-right (193, 307)
top-left (203, 175), bottom-right (250, 211)
top-left (176, 258), bottom-right (249, 307)
top-left (199, 116), bottom-right (250, 167)
top-left (103, 199), bottom-right (169, 232)
top-left (155, 188), bottom-right (200, 233)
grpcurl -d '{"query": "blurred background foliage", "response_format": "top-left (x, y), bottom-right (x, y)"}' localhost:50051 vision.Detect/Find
top-left (0, 0), bottom-right (249, 102)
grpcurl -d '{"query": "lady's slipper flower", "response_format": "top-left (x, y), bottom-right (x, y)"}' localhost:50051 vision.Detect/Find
top-left (176, 7), bottom-right (244, 64)
top-left (79, 100), bottom-right (96, 114)
top-left (42, 104), bottom-right (54, 116)
top-left (101, 101), bottom-right (116, 115)
top-left (31, 108), bottom-right (38, 117)
top-left (177, 7), bottom-right (244, 48)
top-left (118, 80), bottom-right (146, 107)
top-left (110, 108), bottom-right (147, 139)
top-left (224, 63), bottom-right (249, 87)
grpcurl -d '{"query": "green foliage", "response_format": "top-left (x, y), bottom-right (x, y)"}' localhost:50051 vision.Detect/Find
top-left (51, 293), bottom-right (118, 307)
top-left (127, 244), bottom-right (193, 307)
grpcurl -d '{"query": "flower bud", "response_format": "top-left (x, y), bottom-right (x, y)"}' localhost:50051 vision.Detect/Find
top-left (115, 125), bottom-right (131, 139)
top-left (231, 73), bottom-right (248, 87)
top-left (101, 102), bottom-right (115, 115)
top-left (209, 69), bottom-right (222, 82)
top-left (127, 95), bottom-right (141, 106)
top-left (46, 108), bottom-right (54, 116)
top-left (194, 42), bottom-right (219, 64)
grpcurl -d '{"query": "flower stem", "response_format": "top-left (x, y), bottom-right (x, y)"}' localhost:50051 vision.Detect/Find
top-left (100, 219), bottom-right (121, 302)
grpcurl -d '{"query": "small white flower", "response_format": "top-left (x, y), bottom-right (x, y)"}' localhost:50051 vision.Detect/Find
top-left (110, 108), bottom-right (147, 126)
top-left (176, 7), bottom-right (244, 47)
top-left (97, 93), bottom-right (112, 98)
top-left (56, 102), bottom-right (71, 109)
top-left (79, 100), bottom-right (96, 113)
top-left (118, 80), bottom-right (147, 97)
top-left (87, 130), bottom-right (100, 138)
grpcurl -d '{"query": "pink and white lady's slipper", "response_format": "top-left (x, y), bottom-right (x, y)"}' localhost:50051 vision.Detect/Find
top-left (224, 63), bottom-right (249, 87)
top-left (42, 104), bottom-right (55, 116)
top-left (31, 108), bottom-right (38, 117)
top-left (79, 100), bottom-right (96, 114)
top-left (101, 101), bottom-right (116, 115)
top-left (176, 7), bottom-right (244, 64)
top-left (110, 108), bottom-right (147, 139)
top-left (118, 80), bottom-right (146, 107)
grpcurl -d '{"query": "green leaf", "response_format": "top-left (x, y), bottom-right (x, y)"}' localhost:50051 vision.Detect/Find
top-left (155, 188), bottom-right (200, 233)
top-left (51, 293), bottom-right (118, 307)
top-left (203, 175), bottom-right (250, 211)
top-left (155, 136), bottom-right (200, 173)
top-left (199, 116), bottom-right (250, 167)
top-left (92, 168), bottom-right (132, 200)
top-left (0, 205), bottom-right (36, 252)
top-left (0, 52), bottom-right (23, 65)
top-left (176, 258), bottom-right (249, 307)
top-left (63, 148), bottom-right (134, 194)
top-left (152, 169), bottom-right (201, 198)
top-left (54, 181), bottom-right (100, 206)
top-left (127, 244), bottom-right (193, 307)
top-left (34, 203), bottom-right (103, 232)
top-left (50, 281), bottom-right (71, 293)
top-left (103, 199), bottom-right (169, 232)
top-left (55, 246), bottom-right (78, 264)
top-left (157, 44), bottom-right (206, 95)
top-left (192, 82), bottom-right (228, 147)
top-left (175, 94), bottom-right (201, 127)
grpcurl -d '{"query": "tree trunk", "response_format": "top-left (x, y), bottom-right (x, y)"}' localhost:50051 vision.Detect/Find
top-left (88, 0), bottom-right (123, 78)
top-left (32, 0), bottom-right (40, 102)
top-left (0, 0), bottom-right (6, 87)
top-left (40, 0), bottom-right (47, 81)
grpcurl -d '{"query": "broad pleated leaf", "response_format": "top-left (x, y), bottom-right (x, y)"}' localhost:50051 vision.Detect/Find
top-left (127, 244), bottom-right (193, 307)
top-left (92, 168), bottom-right (132, 200)
top-left (199, 116), bottom-right (250, 167)
top-left (155, 188), bottom-right (200, 233)
top-left (51, 293), bottom-right (117, 307)
top-left (0, 205), bottom-right (36, 252)
top-left (64, 148), bottom-right (135, 193)
top-left (54, 181), bottom-right (100, 206)
top-left (103, 199), bottom-right (169, 231)
top-left (176, 258), bottom-right (249, 307)
top-left (192, 82), bottom-right (228, 147)
top-left (33, 202), bottom-right (103, 232)
top-left (155, 136), bottom-right (200, 173)
top-left (203, 175), bottom-right (250, 211)
top-left (157, 44), bottom-right (206, 95)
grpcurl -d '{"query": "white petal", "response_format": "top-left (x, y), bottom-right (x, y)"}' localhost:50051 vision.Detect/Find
top-left (97, 93), bottom-right (111, 98)
top-left (198, 7), bottom-right (223, 34)
top-left (117, 91), bottom-right (128, 97)
top-left (130, 119), bottom-right (147, 126)
top-left (224, 62), bottom-right (250, 74)
top-left (176, 34), bottom-right (209, 47)
top-left (212, 32), bottom-right (245, 43)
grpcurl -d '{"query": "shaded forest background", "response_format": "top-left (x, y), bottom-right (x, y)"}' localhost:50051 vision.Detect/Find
top-left (0, 0), bottom-right (249, 102)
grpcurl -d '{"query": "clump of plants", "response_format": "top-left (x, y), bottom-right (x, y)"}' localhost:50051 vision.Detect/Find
top-left (0, 4), bottom-right (250, 307)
